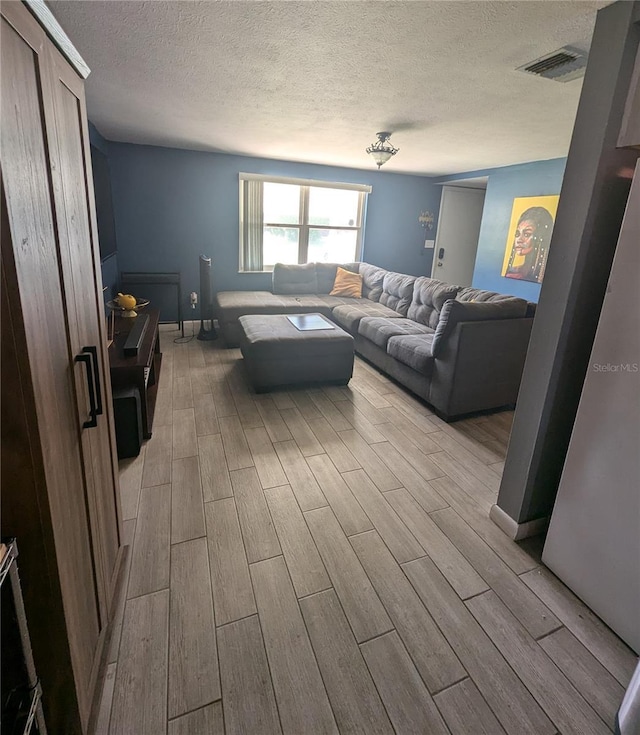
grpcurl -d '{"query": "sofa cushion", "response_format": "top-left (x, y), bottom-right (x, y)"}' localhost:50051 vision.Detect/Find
top-left (322, 294), bottom-right (364, 306)
top-left (216, 291), bottom-right (364, 322)
top-left (276, 294), bottom-right (364, 315)
top-left (330, 267), bottom-right (363, 298)
top-left (316, 262), bottom-right (359, 293)
top-left (358, 316), bottom-right (433, 349)
top-left (407, 277), bottom-right (461, 329)
top-left (387, 334), bottom-right (435, 374)
top-left (272, 262), bottom-right (317, 294)
top-left (431, 297), bottom-right (529, 357)
top-left (379, 272), bottom-right (417, 316)
top-left (331, 301), bottom-right (403, 333)
top-left (358, 262), bottom-right (387, 302)
top-left (216, 291), bottom-right (292, 321)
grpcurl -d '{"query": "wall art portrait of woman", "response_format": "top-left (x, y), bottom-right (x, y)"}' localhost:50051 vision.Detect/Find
top-left (501, 195), bottom-right (559, 284)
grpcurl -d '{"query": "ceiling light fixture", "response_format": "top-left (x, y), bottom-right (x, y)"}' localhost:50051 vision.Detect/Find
top-left (366, 132), bottom-right (398, 169)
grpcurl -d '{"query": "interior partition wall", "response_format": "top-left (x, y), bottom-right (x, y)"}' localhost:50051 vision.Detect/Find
top-left (493, 0), bottom-right (640, 537)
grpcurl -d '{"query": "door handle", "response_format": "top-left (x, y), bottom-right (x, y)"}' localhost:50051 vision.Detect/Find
top-left (438, 247), bottom-right (445, 259)
top-left (84, 345), bottom-right (103, 417)
top-left (75, 348), bottom-right (98, 429)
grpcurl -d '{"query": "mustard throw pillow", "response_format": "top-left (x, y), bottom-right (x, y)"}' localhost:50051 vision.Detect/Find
top-left (330, 267), bottom-right (363, 298)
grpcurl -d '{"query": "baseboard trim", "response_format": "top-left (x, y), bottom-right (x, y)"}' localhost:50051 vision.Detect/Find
top-left (489, 504), bottom-right (549, 540)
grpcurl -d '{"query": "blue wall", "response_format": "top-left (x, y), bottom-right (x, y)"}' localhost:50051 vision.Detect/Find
top-left (91, 122), bottom-right (567, 310)
top-left (440, 158), bottom-right (567, 301)
top-left (105, 142), bottom-right (440, 316)
top-left (89, 123), bottom-right (119, 301)
top-left (89, 121), bottom-right (109, 155)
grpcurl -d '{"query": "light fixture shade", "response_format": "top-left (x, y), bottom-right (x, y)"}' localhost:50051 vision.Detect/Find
top-left (366, 132), bottom-right (398, 169)
top-left (370, 150), bottom-right (394, 167)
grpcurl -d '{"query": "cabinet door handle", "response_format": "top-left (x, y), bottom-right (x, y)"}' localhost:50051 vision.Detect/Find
top-left (75, 351), bottom-right (98, 429)
top-left (84, 345), bottom-right (103, 417)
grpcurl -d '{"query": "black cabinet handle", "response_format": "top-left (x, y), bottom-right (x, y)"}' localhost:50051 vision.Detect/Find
top-left (84, 345), bottom-right (103, 417)
top-left (75, 350), bottom-right (98, 429)
top-left (438, 247), bottom-right (445, 259)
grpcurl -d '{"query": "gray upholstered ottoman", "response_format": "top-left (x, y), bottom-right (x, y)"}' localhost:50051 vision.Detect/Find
top-left (238, 313), bottom-right (354, 392)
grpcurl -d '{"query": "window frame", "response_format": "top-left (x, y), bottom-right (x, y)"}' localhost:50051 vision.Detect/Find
top-left (239, 173), bottom-right (371, 273)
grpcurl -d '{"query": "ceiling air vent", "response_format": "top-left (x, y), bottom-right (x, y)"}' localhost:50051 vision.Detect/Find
top-left (517, 46), bottom-right (588, 83)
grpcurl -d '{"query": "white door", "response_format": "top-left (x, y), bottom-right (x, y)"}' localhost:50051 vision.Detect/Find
top-left (542, 161), bottom-right (640, 653)
top-left (431, 186), bottom-right (485, 286)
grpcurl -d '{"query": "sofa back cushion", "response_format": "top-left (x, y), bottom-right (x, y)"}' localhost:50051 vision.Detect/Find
top-left (431, 297), bottom-right (529, 357)
top-left (316, 262), bottom-right (359, 293)
top-left (457, 286), bottom-right (523, 304)
top-left (272, 262), bottom-right (361, 294)
top-left (407, 277), bottom-right (461, 328)
top-left (458, 285), bottom-right (536, 317)
top-left (358, 262), bottom-right (387, 302)
top-left (272, 262), bottom-right (317, 294)
top-left (379, 271), bottom-right (417, 315)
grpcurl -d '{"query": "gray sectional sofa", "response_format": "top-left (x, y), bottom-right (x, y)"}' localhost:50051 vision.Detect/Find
top-left (215, 262), bottom-right (536, 420)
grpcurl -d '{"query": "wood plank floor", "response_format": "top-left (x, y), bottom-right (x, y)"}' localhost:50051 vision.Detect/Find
top-left (99, 324), bottom-right (637, 734)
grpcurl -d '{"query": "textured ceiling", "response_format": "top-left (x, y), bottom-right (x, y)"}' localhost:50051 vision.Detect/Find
top-left (49, 1), bottom-right (609, 176)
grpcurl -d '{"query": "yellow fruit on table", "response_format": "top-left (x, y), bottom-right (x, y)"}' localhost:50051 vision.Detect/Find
top-left (117, 293), bottom-right (137, 310)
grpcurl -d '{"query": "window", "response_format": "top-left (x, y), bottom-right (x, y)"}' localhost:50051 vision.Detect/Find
top-left (239, 174), bottom-right (371, 272)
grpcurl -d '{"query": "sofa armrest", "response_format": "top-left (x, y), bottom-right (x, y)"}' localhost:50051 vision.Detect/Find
top-left (429, 318), bottom-right (534, 419)
top-left (432, 298), bottom-right (529, 357)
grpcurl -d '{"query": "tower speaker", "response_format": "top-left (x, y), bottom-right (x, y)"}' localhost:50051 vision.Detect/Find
top-left (197, 254), bottom-right (218, 341)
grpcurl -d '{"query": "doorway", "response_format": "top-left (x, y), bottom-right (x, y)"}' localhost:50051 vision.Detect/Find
top-left (431, 185), bottom-right (486, 286)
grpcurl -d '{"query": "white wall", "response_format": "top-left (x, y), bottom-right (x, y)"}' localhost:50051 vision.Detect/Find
top-left (543, 162), bottom-right (640, 653)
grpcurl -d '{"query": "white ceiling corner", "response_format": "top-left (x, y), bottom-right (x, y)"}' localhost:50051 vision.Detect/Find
top-left (48, 0), bottom-right (611, 176)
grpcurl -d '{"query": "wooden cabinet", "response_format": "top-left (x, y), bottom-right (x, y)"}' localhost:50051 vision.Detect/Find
top-left (110, 308), bottom-right (163, 441)
top-left (1, 3), bottom-right (123, 733)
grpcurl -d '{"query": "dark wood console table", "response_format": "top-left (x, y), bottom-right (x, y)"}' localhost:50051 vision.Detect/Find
top-left (109, 307), bottom-right (162, 440)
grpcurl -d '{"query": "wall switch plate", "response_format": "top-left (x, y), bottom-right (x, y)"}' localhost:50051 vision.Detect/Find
top-left (424, 239), bottom-right (435, 249)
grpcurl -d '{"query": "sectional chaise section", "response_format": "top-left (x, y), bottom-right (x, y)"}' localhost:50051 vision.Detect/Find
top-left (215, 262), bottom-right (536, 420)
